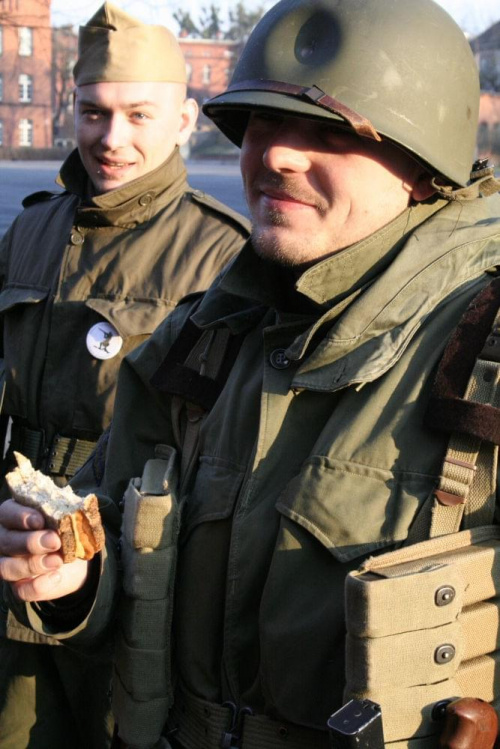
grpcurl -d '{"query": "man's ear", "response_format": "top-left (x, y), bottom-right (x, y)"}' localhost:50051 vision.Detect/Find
top-left (411, 171), bottom-right (437, 202)
top-left (176, 98), bottom-right (199, 147)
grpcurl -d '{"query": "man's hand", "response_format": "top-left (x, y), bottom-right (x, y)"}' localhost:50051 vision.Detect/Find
top-left (0, 499), bottom-right (89, 601)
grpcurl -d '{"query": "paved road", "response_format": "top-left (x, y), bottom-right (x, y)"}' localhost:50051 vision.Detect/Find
top-left (0, 158), bottom-right (248, 237)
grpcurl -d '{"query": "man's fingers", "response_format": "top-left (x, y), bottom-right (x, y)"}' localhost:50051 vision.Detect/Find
top-left (11, 559), bottom-right (89, 602)
top-left (0, 551), bottom-right (63, 581)
top-left (0, 499), bottom-right (44, 530)
top-left (0, 526), bottom-right (60, 557)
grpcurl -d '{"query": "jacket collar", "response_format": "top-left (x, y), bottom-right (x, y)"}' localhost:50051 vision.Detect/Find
top-left (57, 147), bottom-right (187, 228)
top-left (193, 195), bottom-right (500, 391)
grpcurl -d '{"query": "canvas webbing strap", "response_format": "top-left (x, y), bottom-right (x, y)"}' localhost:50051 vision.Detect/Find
top-left (430, 355), bottom-right (500, 537)
top-left (408, 280), bottom-right (500, 543)
top-left (8, 421), bottom-right (97, 478)
top-left (168, 686), bottom-right (330, 749)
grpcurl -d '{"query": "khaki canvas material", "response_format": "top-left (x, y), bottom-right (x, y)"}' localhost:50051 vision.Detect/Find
top-left (74, 2), bottom-right (187, 85)
top-left (346, 527), bottom-right (500, 745)
top-left (113, 446), bottom-right (181, 748)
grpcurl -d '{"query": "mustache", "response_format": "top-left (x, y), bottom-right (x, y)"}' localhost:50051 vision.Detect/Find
top-left (255, 173), bottom-right (329, 214)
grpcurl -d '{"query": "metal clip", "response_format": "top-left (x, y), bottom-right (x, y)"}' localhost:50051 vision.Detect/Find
top-left (220, 702), bottom-right (253, 748)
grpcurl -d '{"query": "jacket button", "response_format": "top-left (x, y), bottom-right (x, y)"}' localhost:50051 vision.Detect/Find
top-left (139, 193), bottom-right (153, 206)
top-left (270, 349), bottom-right (290, 369)
top-left (70, 231), bottom-right (84, 245)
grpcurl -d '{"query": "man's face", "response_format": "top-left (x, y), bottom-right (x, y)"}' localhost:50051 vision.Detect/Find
top-left (240, 112), bottom-right (430, 266)
top-left (74, 81), bottom-right (197, 194)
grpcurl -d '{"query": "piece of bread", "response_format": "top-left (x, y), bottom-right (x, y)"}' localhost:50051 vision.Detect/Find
top-left (5, 452), bottom-right (105, 563)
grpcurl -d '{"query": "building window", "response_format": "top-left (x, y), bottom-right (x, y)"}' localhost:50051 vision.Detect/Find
top-left (19, 27), bottom-right (33, 56)
top-left (19, 74), bottom-right (33, 103)
top-left (19, 118), bottom-right (33, 147)
top-left (0, 120), bottom-right (3, 146)
top-left (0, 27), bottom-right (3, 56)
top-left (186, 62), bottom-right (193, 84)
top-left (202, 65), bottom-right (211, 85)
top-left (0, 74), bottom-right (3, 102)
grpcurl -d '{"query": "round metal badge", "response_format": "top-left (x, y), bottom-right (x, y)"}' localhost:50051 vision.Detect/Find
top-left (86, 322), bottom-right (123, 360)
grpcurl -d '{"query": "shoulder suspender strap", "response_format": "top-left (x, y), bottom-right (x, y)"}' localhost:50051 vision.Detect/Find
top-left (409, 279), bottom-right (500, 543)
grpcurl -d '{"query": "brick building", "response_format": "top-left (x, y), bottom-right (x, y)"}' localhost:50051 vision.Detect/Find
top-left (0, 0), bottom-right (52, 148)
top-left (178, 36), bottom-right (240, 107)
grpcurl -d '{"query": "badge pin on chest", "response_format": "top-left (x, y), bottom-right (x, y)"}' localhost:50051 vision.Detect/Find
top-left (86, 322), bottom-right (123, 360)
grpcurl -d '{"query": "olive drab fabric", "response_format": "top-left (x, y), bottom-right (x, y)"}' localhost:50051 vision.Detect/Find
top-left (74, 2), bottom-right (187, 85)
top-left (8, 191), bottom-right (500, 748)
top-left (203, 0), bottom-right (479, 187)
top-left (0, 146), bottom-right (248, 749)
top-left (0, 147), bottom-right (248, 497)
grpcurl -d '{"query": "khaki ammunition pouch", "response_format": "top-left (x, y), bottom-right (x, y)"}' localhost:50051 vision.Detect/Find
top-left (345, 278), bottom-right (500, 747)
top-left (112, 445), bottom-right (182, 749)
top-left (114, 317), bottom-right (243, 749)
top-left (345, 526), bottom-right (500, 747)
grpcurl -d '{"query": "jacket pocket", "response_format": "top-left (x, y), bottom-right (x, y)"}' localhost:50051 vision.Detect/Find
top-left (276, 455), bottom-right (438, 562)
top-left (0, 286), bottom-right (50, 419)
top-left (180, 455), bottom-right (245, 541)
top-left (258, 456), bottom-right (437, 729)
top-left (85, 297), bottom-right (174, 338)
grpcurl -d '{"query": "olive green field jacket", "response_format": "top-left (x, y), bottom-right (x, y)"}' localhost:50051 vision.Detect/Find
top-left (11, 194), bottom-right (500, 736)
top-left (0, 147), bottom-right (248, 465)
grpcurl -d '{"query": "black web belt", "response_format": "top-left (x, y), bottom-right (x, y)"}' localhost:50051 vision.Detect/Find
top-left (8, 421), bottom-right (97, 478)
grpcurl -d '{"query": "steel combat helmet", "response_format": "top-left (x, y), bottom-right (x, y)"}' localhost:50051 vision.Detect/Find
top-left (203, 0), bottom-right (480, 186)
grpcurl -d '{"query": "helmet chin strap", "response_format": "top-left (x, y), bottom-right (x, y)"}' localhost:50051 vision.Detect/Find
top-left (226, 79), bottom-right (382, 142)
top-left (431, 160), bottom-right (500, 201)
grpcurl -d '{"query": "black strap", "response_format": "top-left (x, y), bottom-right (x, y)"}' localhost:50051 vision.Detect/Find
top-left (150, 318), bottom-right (244, 411)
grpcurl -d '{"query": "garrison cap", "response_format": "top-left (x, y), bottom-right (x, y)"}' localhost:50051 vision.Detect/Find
top-left (73, 2), bottom-right (187, 86)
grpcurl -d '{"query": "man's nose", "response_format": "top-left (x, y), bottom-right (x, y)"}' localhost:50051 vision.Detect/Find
top-left (262, 125), bottom-right (312, 173)
top-left (100, 115), bottom-right (127, 150)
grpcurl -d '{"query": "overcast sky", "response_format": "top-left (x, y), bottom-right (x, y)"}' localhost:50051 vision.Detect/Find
top-left (50, 0), bottom-right (499, 37)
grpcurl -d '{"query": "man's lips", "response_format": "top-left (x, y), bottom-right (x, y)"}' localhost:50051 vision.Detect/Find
top-left (96, 156), bottom-right (135, 169)
top-left (255, 178), bottom-right (327, 213)
top-left (260, 186), bottom-right (316, 208)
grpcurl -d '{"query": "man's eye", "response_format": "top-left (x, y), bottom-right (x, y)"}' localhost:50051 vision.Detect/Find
top-left (83, 109), bottom-right (102, 120)
top-left (131, 112), bottom-right (149, 121)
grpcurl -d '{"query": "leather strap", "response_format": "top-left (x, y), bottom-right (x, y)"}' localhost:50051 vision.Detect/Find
top-left (225, 79), bottom-right (382, 141)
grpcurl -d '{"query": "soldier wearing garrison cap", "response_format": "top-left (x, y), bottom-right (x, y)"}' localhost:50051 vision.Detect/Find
top-left (3, 1), bottom-right (500, 748)
top-left (0, 3), bottom-right (248, 748)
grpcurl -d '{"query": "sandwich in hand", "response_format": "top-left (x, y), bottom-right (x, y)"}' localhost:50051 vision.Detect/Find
top-left (5, 452), bottom-right (105, 563)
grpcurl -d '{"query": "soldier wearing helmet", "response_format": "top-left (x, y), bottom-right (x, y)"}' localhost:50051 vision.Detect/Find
top-left (1, 1), bottom-right (500, 748)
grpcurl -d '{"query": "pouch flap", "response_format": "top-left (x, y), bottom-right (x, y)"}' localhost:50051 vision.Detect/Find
top-left (0, 285), bottom-right (48, 313)
top-left (86, 297), bottom-right (172, 338)
top-left (122, 451), bottom-right (179, 550)
top-left (140, 451), bottom-right (178, 496)
top-left (346, 564), bottom-right (464, 638)
top-left (347, 621), bottom-right (463, 692)
top-left (276, 457), bottom-right (433, 563)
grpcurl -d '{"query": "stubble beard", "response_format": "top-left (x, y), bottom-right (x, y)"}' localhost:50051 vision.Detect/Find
top-left (248, 173), bottom-right (331, 267)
